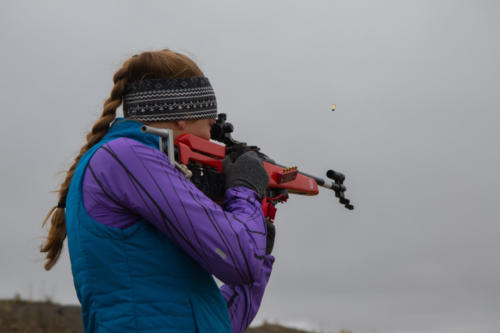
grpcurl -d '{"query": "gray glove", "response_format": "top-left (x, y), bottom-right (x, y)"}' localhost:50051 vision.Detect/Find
top-left (223, 151), bottom-right (269, 197)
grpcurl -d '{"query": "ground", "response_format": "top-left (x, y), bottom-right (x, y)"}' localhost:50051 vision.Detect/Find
top-left (0, 299), bottom-right (314, 333)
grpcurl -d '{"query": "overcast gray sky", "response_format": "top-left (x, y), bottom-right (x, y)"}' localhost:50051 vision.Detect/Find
top-left (1, 1), bottom-right (499, 332)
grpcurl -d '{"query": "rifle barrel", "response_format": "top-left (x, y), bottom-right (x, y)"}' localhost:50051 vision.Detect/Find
top-left (297, 170), bottom-right (341, 191)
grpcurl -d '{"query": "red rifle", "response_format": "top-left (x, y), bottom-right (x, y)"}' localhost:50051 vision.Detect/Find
top-left (142, 114), bottom-right (354, 222)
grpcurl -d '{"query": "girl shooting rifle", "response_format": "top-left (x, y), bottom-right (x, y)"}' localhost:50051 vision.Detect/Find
top-left (40, 49), bottom-right (274, 333)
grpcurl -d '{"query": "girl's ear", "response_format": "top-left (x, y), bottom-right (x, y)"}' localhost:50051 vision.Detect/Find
top-left (176, 120), bottom-right (186, 130)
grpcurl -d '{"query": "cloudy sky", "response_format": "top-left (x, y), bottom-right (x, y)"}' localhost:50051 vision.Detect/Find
top-left (1, 1), bottom-right (499, 332)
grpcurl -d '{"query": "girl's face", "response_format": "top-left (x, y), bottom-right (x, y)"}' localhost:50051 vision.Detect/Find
top-left (182, 117), bottom-right (216, 140)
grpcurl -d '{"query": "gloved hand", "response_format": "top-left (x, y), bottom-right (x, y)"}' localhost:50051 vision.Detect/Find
top-left (223, 151), bottom-right (269, 197)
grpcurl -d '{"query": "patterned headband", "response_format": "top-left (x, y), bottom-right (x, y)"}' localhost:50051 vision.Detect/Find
top-left (123, 77), bottom-right (217, 121)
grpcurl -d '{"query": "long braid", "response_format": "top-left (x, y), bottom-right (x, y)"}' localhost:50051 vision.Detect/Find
top-left (41, 49), bottom-right (204, 270)
top-left (40, 60), bottom-right (131, 270)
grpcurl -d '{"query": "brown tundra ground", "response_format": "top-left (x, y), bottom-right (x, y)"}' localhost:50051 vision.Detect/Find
top-left (0, 299), bottom-right (316, 333)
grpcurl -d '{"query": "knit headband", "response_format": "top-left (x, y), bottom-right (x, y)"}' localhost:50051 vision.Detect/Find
top-left (123, 77), bottom-right (217, 121)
